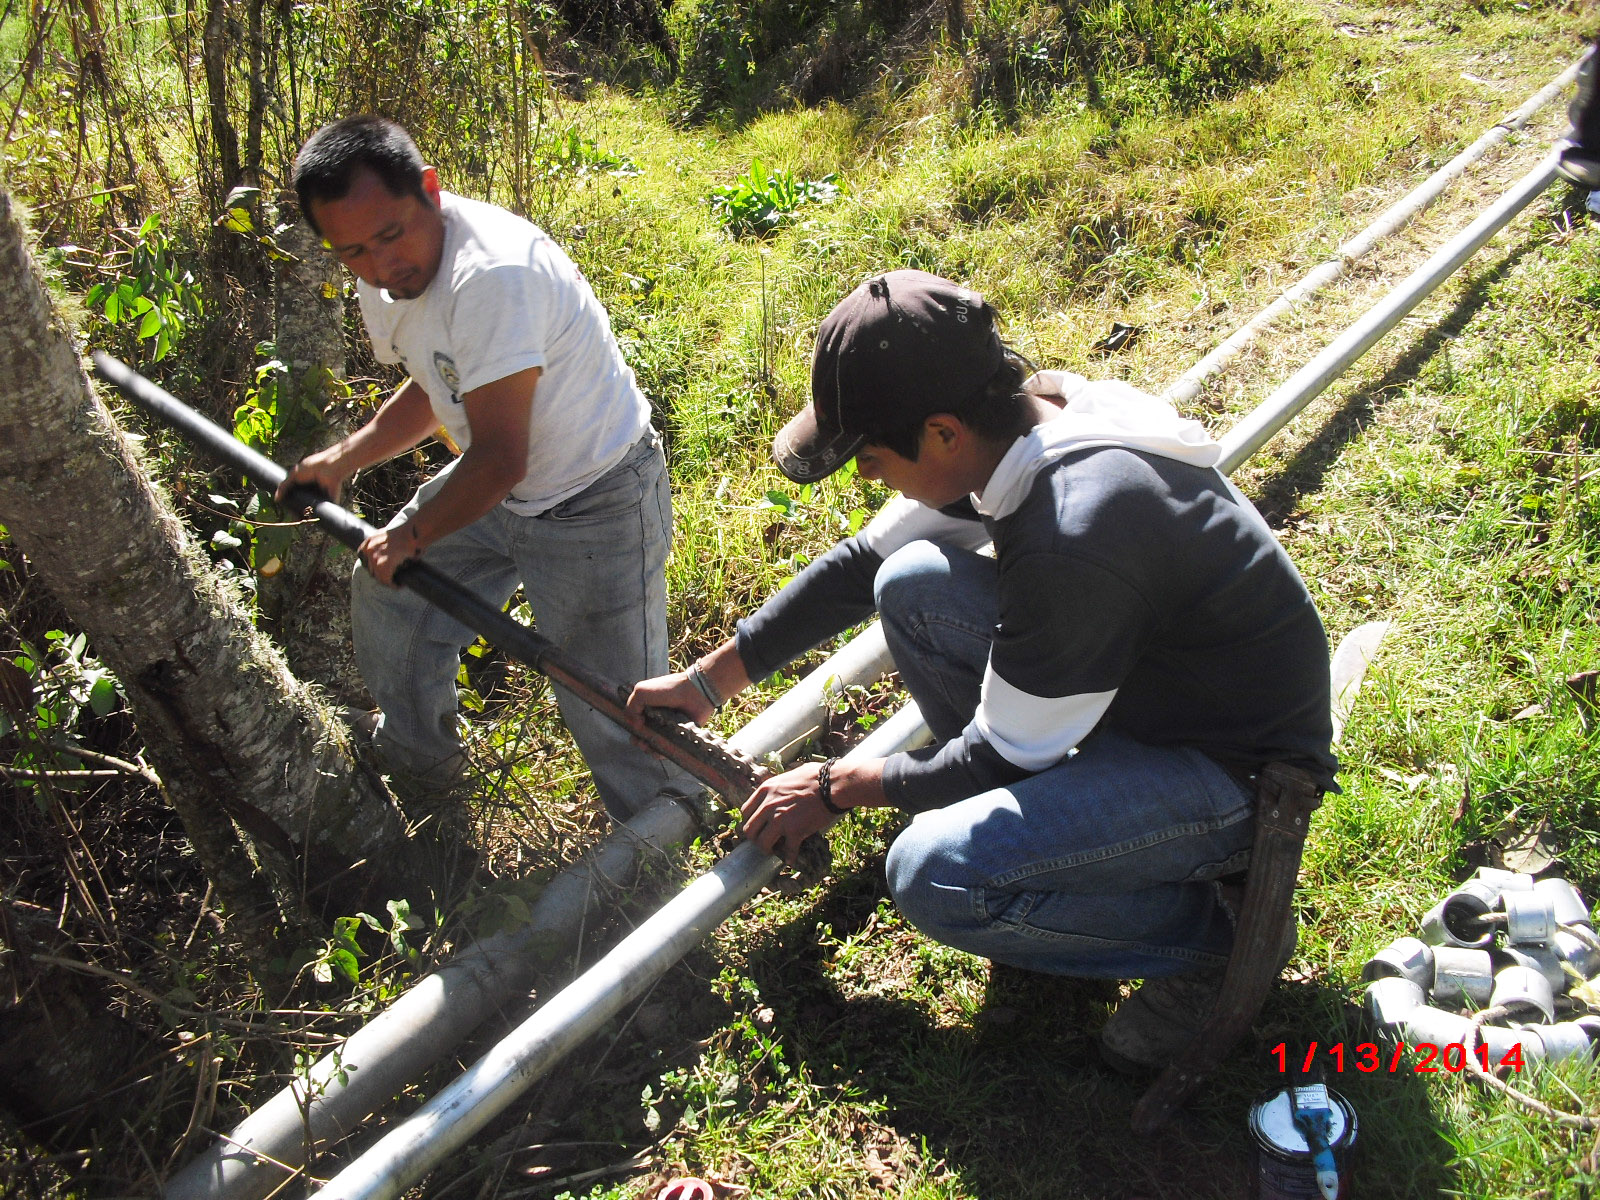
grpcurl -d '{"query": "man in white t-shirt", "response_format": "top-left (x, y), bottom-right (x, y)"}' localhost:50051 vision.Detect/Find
top-left (279, 115), bottom-right (691, 819)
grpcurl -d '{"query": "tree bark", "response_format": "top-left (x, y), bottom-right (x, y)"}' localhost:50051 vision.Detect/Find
top-left (203, 0), bottom-right (241, 192)
top-left (0, 183), bottom-right (434, 960)
top-left (245, 0), bottom-right (266, 187)
top-left (947, 0), bottom-right (966, 44)
top-left (257, 200), bottom-right (365, 704)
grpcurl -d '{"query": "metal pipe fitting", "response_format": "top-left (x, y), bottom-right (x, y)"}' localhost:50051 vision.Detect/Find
top-left (1430, 946), bottom-right (1496, 1008)
top-left (1497, 945), bottom-right (1571, 996)
top-left (1554, 929), bottom-right (1600, 981)
top-left (1403, 1005), bottom-right (1474, 1049)
top-left (1525, 1020), bottom-right (1596, 1063)
top-left (1421, 884), bottom-right (1497, 949)
top-left (1501, 889), bottom-right (1559, 946)
top-left (1362, 936), bottom-right (1434, 986)
top-left (1534, 877), bottom-right (1592, 930)
top-left (1367, 976), bottom-right (1427, 1028)
top-left (1489, 964), bottom-right (1556, 1023)
top-left (1477, 1023), bottom-right (1547, 1065)
top-left (1471, 867), bottom-right (1538, 896)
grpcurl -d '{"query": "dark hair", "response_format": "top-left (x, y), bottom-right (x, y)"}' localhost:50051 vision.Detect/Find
top-left (293, 116), bottom-right (428, 236)
top-left (863, 346), bottom-right (1038, 461)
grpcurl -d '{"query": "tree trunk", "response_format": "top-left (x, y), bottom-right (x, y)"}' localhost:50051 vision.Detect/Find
top-left (203, 0), bottom-right (241, 193)
top-left (244, 0), bottom-right (266, 187)
top-left (947, 0), bottom-right (966, 44)
top-left (256, 199), bottom-right (365, 704)
top-left (0, 183), bottom-right (435, 961)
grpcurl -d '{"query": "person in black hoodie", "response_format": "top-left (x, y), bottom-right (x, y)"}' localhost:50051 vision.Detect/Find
top-left (628, 270), bottom-right (1337, 1072)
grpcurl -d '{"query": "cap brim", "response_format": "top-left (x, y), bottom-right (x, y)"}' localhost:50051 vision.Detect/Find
top-left (772, 404), bottom-right (867, 484)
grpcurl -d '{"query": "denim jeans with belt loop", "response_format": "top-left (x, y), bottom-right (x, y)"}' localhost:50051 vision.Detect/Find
top-left (351, 432), bottom-right (696, 819)
top-left (873, 539), bottom-right (1256, 979)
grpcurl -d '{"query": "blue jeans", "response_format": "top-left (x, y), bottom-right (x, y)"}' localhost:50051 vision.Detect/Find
top-left (875, 540), bottom-right (1256, 979)
top-left (351, 433), bottom-right (694, 818)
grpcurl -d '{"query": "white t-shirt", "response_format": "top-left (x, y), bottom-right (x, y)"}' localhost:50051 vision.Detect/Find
top-left (357, 192), bottom-right (651, 513)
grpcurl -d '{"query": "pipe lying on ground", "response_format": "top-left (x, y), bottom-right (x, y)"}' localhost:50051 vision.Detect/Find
top-left (1215, 152), bottom-right (1562, 472)
top-left (1162, 47), bottom-right (1591, 408)
top-left (312, 704), bottom-right (932, 1200)
top-left (160, 629), bottom-right (891, 1200)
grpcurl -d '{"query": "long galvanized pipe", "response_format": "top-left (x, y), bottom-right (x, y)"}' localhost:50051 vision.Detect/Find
top-left (1163, 49), bottom-right (1590, 408)
top-left (161, 630), bottom-right (891, 1200)
top-left (313, 705), bottom-right (931, 1200)
top-left (1216, 152), bottom-right (1561, 472)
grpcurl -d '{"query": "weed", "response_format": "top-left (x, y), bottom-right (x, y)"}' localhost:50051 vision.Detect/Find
top-left (81, 213), bottom-right (203, 363)
top-left (707, 158), bottom-right (841, 238)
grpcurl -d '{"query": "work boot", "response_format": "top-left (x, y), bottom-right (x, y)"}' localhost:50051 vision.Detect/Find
top-left (1557, 40), bottom-right (1600, 188)
top-left (1098, 901), bottom-right (1298, 1076)
top-left (1099, 967), bottom-right (1231, 1075)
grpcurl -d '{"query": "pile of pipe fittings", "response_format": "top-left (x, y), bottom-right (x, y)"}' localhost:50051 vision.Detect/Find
top-left (1364, 868), bottom-right (1600, 1065)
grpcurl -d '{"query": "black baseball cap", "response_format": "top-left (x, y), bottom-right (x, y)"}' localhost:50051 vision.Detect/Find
top-left (773, 270), bottom-right (1005, 483)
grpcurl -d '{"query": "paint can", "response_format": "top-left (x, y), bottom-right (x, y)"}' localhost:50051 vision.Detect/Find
top-left (1249, 1086), bottom-right (1357, 1199)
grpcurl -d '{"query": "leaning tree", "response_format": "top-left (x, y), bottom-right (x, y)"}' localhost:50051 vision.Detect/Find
top-left (0, 179), bottom-right (442, 966)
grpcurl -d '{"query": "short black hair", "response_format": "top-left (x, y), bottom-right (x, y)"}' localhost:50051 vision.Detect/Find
top-left (293, 116), bottom-right (427, 237)
top-left (862, 346), bottom-right (1037, 462)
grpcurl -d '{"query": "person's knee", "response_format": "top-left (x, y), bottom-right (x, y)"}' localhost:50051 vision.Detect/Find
top-left (873, 540), bottom-right (950, 621)
top-left (886, 815), bottom-right (973, 938)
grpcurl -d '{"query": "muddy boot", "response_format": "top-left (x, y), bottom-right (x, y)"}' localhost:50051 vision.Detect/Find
top-left (1099, 904), bottom-right (1297, 1076)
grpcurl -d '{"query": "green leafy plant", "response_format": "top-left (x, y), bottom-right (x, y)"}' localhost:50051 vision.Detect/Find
top-left (763, 458), bottom-right (868, 536)
top-left (226, 344), bottom-right (358, 587)
top-left (708, 159), bottom-right (840, 238)
top-left (232, 343), bottom-right (352, 457)
top-left (1, 631), bottom-right (124, 783)
top-left (84, 213), bottom-right (204, 362)
top-left (534, 126), bottom-right (641, 179)
top-left (299, 900), bottom-right (424, 988)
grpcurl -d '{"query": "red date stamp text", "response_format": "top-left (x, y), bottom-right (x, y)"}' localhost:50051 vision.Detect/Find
top-left (1269, 1040), bottom-right (1524, 1074)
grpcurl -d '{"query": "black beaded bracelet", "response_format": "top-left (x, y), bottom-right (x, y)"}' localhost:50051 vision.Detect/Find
top-left (817, 756), bottom-right (848, 816)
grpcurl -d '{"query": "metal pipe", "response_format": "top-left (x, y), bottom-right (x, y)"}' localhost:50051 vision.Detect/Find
top-left (1216, 153), bottom-right (1561, 473)
top-left (1162, 49), bottom-right (1590, 408)
top-left (161, 640), bottom-right (893, 1200)
top-left (728, 622), bottom-right (892, 762)
top-left (313, 705), bottom-right (932, 1200)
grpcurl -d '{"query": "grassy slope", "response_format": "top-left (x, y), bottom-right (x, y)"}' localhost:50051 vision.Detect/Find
top-left (483, 3), bottom-right (1600, 1199)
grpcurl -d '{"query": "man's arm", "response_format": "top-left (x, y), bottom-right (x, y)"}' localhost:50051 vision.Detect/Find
top-left (360, 366), bottom-right (540, 584)
top-left (625, 633), bottom-right (890, 864)
top-left (624, 636), bottom-right (751, 726)
top-left (277, 376), bottom-right (439, 502)
top-left (739, 755), bottom-right (888, 863)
